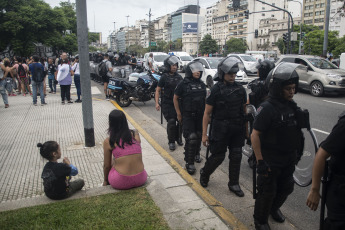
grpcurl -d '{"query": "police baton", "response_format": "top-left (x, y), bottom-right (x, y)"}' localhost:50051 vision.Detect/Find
top-left (206, 115), bottom-right (213, 160)
top-left (320, 160), bottom-right (329, 230)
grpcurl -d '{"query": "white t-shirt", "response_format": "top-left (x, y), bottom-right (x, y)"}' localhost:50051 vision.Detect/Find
top-left (72, 63), bottom-right (80, 75)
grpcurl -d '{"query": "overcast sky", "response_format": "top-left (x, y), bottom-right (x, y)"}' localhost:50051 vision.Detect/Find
top-left (43, 0), bottom-right (219, 42)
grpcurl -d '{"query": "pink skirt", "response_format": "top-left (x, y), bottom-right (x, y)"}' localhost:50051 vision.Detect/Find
top-left (108, 168), bottom-right (147, 190)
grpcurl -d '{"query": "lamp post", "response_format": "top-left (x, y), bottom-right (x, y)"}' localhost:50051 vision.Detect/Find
top-left (288, 0), bottom-right (302, 54)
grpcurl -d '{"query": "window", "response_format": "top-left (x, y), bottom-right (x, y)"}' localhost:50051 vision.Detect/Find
top-left (262, 13), bottom-right (265, 16)
top-left (282, 58), bottom-right (295, 63)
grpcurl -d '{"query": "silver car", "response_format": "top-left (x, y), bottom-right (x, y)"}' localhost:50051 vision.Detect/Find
top-left (276, 55), bottom-right (345, 97)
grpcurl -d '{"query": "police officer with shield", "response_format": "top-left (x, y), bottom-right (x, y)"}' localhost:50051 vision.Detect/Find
top-left (174, 61), bottom-right (207, 174)
top-left (251, 62), bottom-right (306, 230)
top-left (200, 57), bottom-right (247, 197)
top-left (306, 110), bottom-right (345, 230)
top-left (155, 55), bottom-right (183, 151)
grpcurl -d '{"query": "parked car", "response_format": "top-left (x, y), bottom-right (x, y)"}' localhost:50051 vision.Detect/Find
top-left (194, 57), bottom-right (249, 88)
top-left (276, 55), bottom-right (345, 96)
top-left (227, 54), bottom-right (258, 75)
top-left (142, 52), bottom-right (170, 72)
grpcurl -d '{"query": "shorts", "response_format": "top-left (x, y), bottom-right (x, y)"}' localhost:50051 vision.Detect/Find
top-left (108, 168), bottom-right (147, 190)
top-left (102, 75), bottom-right (110, 83)
top-left (19, 77), bottom-right (29, 85)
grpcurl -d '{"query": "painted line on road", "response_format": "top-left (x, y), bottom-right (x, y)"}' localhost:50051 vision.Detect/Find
top-left (312, 128), bottom-right (330, 135)
top-left (110, 100), bottom-right (248, 230)
top-left (323, 100), bottom-right (345, 106)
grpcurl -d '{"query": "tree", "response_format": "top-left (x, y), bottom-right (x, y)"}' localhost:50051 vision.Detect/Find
top-left (225, 37), bottom-right (247, 54)
top-left (127, 44), bottom-right (145, 56)
top-left (303, 30), bottom-right (339, 56)
top-left (333, 35), bottom-right (345, 58)
top-left (157, 40), bottom-right (167, 52)
top-left (292, 24), bottom-right (320, 54)
top-left (175, 38), bottom-right (183, 51)
top-left (277, 38), bottom-right (286, 54)
top-left (199, 34), bottom-right (218, 55)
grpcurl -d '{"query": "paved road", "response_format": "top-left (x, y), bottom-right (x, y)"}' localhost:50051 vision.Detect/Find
top-left (103, 73), bottom-right (345, 230)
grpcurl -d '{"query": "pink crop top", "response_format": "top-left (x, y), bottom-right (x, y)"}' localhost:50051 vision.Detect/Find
top-left (112, 139), bottom-right (142, 159)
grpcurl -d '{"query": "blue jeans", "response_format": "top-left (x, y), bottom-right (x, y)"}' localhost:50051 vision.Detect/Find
top-left (32, 81), bottom-right (45, 104)
top-left (74, 74), bottom-right (81, 100)
top-left (48, 74), bottom-right (56, 92)
top-left (0, 80), bottom-right (9, 105)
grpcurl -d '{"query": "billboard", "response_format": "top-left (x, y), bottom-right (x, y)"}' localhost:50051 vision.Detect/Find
top-left (183, 23), bottom-right (198, 33)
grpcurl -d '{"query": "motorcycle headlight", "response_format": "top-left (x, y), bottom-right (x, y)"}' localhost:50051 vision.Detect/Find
top-left (327, 74), bottom-right (342, 80)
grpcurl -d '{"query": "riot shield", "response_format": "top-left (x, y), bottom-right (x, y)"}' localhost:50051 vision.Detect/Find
top-left (293, 128), bottom-right (318, 187)
top-left (242, 104), bottom-right (257, 158)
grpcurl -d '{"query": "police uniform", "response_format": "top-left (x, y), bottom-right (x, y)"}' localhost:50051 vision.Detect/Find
top-left (158, 58), bottom-right (183, 148)
top-left (175, 67), bottom-right (206, 174)
top-left (320, 111), bottom-right (345, 229)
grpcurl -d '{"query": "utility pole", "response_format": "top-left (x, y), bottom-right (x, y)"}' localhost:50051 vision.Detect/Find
top-left (113, 21), bottom-right (116, 32)
top-left (147, 9), bottom-right (153, 52)
top-left (126, 15), bottom-right (130, 50)
top-left (76, 0), bottom-right (95, 147)
top-left (196, 0), bottom-right (199, 57)
top-left (323, 0), bottom-right (331, 57)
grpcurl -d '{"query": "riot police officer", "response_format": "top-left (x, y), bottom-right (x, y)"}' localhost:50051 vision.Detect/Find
top-left (251, 62), bottom-right (305, 230)
top-left (307, 110), bottom-right (345, 230)
top-left (174, 61), bottom-right (207, 174)
top-left (200, 57), bottom-right (247, 197)
top-left (155, 55), bottom-right (183, 151)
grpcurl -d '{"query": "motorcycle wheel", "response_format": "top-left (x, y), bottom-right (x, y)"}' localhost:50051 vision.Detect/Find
top-left (116, 90), bottom-right (132, 107)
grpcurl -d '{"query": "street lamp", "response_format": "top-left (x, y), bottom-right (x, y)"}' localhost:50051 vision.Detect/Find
top-left (288, 0), bottom-right (302, 54)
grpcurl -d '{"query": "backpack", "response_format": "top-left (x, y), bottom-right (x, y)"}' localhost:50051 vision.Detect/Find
top-left (18, 64), bottom-right (26, 78)
top-left (32, 64), bottom-right (44, 82)
top-left (98, 61), bottom-right (108, 76)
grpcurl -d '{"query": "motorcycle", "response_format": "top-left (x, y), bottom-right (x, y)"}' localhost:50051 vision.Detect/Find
top-left (108, 70), bottom-right (161, 107)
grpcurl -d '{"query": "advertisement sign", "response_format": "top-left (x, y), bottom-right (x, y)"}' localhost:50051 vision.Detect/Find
top-left (183, 23), bottom-right (198, 33)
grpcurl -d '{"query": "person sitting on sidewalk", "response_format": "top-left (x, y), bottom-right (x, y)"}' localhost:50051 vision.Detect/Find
top-left (103, 110), bottom-right (147, 190)
top-left (38, 141), bottom-right (85, 200)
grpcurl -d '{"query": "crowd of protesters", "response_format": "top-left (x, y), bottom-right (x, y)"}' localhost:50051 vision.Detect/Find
top-left (0, 53), bottom-right (82, 108)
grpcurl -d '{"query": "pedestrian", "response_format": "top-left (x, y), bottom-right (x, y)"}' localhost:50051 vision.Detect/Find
top-left (146, 53), bottom-right (154, 72)
top-left (2, 58), bottom-right (16, 97)
top-left (40, 57), bottom-right (48, 96)
top-left (98, 53), bottom-right (112, 100)
top-left (38, 141), bottom-right (85, 200)
top-left (57, 57), bottom-right (73, 104)
top-left (129, 54), bottom-right (137, 71)
top-left (155, 55), bottom-right (183, 151)
top-left (103, 110), bottom-right (147, 189)
top-left (174, 60), bottom-right (207, 174)
top-left (47, 57), bottom-right (57, 94)
top-left (29, 55), bottom-right (46, 106)
top-left (251, 63), bottom-right (307, 229)
top-left (306, 110), bottom-right (345, 230)
top-left (0, 58), bottom-right (10, 108)
top-left (199, 57), bottom-right (247, 197)
top-left (12, 57), bottom-right (32, 96)
top-left (71, 56), bottom-right (82, 102)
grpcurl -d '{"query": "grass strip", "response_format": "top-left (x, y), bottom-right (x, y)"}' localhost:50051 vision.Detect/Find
top-left (0, 187), bottom-right (169, 230)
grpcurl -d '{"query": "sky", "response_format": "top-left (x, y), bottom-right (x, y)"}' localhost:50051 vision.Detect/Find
top-left (43, 0), bottom-right (219, 43)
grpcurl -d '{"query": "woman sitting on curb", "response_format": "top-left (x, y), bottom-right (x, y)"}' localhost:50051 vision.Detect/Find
top-left (103, 110), bottom-right (147, 190)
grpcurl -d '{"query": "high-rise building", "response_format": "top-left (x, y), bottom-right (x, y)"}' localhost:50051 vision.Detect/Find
top-left (329, 0), bottom-right (345, 37)
top-left (302, 0), bottom-right (327, 29)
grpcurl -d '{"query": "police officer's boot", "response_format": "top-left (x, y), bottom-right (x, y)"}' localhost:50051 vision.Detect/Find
top-left (270, 179), bottom-right (294, 223)
top-left (184, 133), bottom-right (198, 175)
top-left (167, 119), bottom-right (177, 151)
top-left (199, 168), bottom-right (209, 187)
top-left (175, 121), bottom-right (184, 146)
top-left (254, 218), bottom-right (271, 230)
top-left (194, 140), bottom-right (202, 163)
top-left (228, 148), bottom-right (244, 197)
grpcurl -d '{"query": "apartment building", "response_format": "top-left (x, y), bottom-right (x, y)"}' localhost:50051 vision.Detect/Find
top-left (329, 0), bottom-right (345, 37)
top-left (302, 0), bottom-right (327, 29)
top-left (201, 4), bottom-right (217, 38)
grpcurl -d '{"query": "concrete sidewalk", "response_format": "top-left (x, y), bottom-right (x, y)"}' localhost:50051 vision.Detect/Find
top-left (0, 90), bottom-right (240, 229)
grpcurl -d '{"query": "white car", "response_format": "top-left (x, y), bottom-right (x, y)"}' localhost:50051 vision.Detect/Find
top-left (227, 54), bottom-right (258, 75)
top-left (142, 52), bottom-right (170, 72)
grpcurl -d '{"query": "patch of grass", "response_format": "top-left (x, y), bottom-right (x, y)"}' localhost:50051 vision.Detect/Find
top-left (0, 187), bottom-right (170, 230)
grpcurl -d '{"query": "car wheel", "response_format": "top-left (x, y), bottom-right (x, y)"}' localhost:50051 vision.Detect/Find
top-left (310, 81), bottom-right (324, 97)
top-left (206, 75), bottom-right (214, 88)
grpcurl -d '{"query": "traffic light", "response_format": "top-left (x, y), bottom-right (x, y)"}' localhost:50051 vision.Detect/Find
top-left (283, 33), bottom-right (289, 44)
top-left (255, 29), bottom-right (258, 38)
top-left (244, 10), bottom-right (249, 19)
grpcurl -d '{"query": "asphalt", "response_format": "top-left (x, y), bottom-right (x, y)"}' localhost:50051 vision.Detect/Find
top-left (0, 82), bottom-right (247, 230)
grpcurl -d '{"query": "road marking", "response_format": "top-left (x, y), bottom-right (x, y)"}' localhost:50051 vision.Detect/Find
top-left (312, 128), bottom-right (330, 135)
top-left (110, 100), bottom-right (248, 230)
top-left (323, 100), bottom-right (345, 106)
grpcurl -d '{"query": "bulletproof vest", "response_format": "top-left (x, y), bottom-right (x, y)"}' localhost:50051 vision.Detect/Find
top-left (162, 73), bottom-right (182, 103)
top-left (260, 98), bottom-right (302, 152)
top-left (329, 112), bottom-right (345, 176)
top-left (181, 78), bottom-right (206, 115)
top-left (213, 82), bottom-right (245, 121)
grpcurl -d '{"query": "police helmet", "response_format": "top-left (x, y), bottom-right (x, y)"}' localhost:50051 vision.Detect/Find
top-left (163, 55), bottom-right (179, 72)
top-left (217, 57), bottom-right (243, 81)
top-left (256, 59), bottom-right (275, 80)
top-left (114, 54), bottom-right (119, 59)
top-left (185, 60), bottom-right (204, 79)
top-left (266, 62), bottom-right (307, 98)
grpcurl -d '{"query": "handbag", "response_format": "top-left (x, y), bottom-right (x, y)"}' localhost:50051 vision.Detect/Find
top-left (54, 80), bottom-right (58, 85)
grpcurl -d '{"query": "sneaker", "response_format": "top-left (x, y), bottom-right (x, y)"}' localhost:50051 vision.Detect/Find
top-left (23, 94), bottom-right (26, 97)
top-left (33, 103), bottom-right (37, 106)
top-left (5, 104), bottom-right (9, 108)
top-left (49, 91), bottom-right (53, 93)
top-left (106, 95), bottom-right (110, 101)
top-left (61, 101), bottom-right (65, 105)
top-left (67, 101), bottom-right (73, 104)
top-left (11, 93), bottom-right (17, 96)
top-left (41, 102), bottom-right (47, 106)
top-left (53, 92), bottom-right (56, 94)
top-left (30, 93), bottom-right (33, 96)
top-left (75, 99), bottom-right (82, 103)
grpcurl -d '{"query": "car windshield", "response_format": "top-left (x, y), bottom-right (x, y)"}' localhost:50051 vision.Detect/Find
top-left (307, 58), bottom-right (338, 69)
top-left (206, 58), bottom-right (222, 69)
top-left (180, 56), bottom-right (193, 61)
top-left (241, 55), bottom-right (257, 62)
top-left (154, 55), bottom-right (169, 62)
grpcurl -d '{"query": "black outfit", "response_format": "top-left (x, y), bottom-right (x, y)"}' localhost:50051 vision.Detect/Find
top-left (253, 97), bottom-right (303, 226)
top-left (47, 63), bottom-right (57, 93)
top-left (158, 72), bottom-right (183, 144)
top-left (201, 81), bottom-right (247, 190)
top-left (175, 77), bottom-right (206, 171)
top-left (60, 85), bottom-right (71, 101)
top-left (41, 162), bottom-right (84, 200)
top-left (130, 57), bottom-right (137, 70)
top-left (320, 111), bottom-right (345, 229)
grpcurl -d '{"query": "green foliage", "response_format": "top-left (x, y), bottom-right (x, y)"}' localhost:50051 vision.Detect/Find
top-left (127, 44), bottom-right (146, 56)
top-left (89, 32), bottom-right (100, 44)
top-left (333, 35), bottom-right (345, 58)
top-left (199, 34), bottom-right (218, 55)
top-left (225, 37), bottom-right (247, 54)
top-left (303, 30), bottom-right (339, 56)
top-left (175, 38), bottom-right (183, 51)
top-left (277, 38), bottom-right (286, 54)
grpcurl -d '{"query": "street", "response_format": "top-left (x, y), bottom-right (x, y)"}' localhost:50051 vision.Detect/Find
top-left (101, 73), bottom-right (345, 230)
